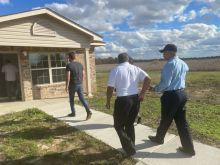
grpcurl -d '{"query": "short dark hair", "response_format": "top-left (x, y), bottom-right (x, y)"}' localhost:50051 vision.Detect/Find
top-left (118, 53), bottom-right (129, 63)
top-left (68, 51), bottom-right (76, 60)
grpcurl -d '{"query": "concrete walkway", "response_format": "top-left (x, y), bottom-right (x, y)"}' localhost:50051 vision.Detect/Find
top-left (1, 98), bottom-right (220, 165)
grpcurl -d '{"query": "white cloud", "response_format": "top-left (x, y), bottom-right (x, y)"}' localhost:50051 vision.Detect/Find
top-left (45, 0), bottom-right (191, 32)
top-left (46, 1), bottom-right (128, 32)
top-left (199, 7), bottom-right (211, 16)
top-left (95, 23), bottom-right (220, 59)
top-left (201, 33), bottom-right (220, 46)
top-left (43, 0), bottom-right (220, 59)
top-left (178, 10), bottom-right (197, 22)
top-left (95, 42), bottom-right (127, 58)
top-left (196, 0), bottom-right (216, 2)
top-left (180, 23), bottom-right (217, 40)
top-left (197, 0), bottom-right (220, 17)
top-left (107, 0), bottom-right (190, 27)
top-left (0, 0), bottom-right (9, 5)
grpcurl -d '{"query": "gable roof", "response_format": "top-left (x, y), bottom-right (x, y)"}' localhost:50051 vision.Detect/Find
top-left (0, 8), bottom-right (104, 46)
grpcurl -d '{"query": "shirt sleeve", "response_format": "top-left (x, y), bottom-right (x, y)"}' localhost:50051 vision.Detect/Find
top-left (138, 67), bottom-right (149, 81)
top-left (155, 63), bottom-right (174, 92)
top-left (107, 68), bottom-right (117, 87)
top-left (185, 63), bottom-right (189, 72)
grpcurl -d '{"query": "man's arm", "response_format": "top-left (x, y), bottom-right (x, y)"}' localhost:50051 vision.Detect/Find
top-left (81, 63), bottom-right (85, 81)
top-left (106, 86), bottom-right (114, 109)
top-left (106, 68), bottom-right (116, 109)
top-left (154, 63), bottom-right (174, 92)
top-left (139, 76), bottom-right (151, 101)
top-left (82, 70), bottom-right (86, 81)
top-left (66, 71), bottom-right (70, 93)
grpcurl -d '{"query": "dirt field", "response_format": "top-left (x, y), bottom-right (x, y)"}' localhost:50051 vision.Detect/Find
top-left (96, 57), bottom-right (220, 72)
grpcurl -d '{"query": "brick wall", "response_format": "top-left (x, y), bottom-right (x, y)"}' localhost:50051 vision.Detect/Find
top-left (33, 82), bottom-right (67, 99)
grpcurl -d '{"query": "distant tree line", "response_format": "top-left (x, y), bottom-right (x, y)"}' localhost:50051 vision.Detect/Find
top-left (95, 56), bottom-right (220, 64)
top-left (95, 57), bottom-right (118, 64)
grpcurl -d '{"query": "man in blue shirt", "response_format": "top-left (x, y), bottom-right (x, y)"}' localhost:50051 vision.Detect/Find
top-left (148, 44), bottom-right (195, 156)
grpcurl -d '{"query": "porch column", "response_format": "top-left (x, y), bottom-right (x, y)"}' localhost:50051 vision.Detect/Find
top-left (19, 51), bottom-right (33, 101)
top-left (84, 48), bottom-right (92, 97)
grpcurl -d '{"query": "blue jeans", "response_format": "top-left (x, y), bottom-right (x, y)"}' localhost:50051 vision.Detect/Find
top-left (69, 84), bottom-right (90, 114)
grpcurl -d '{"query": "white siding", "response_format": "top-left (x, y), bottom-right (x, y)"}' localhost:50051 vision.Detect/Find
top-left (0, 15), bottom-right (92, 48)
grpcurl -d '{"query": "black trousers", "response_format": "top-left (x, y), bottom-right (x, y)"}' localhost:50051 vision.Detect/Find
top-left (156, 90), bottom-right (194, 151)
top-left (6, 81), bottom-right (16, 100)
top-left (113, 94), bottom-right (140, 153)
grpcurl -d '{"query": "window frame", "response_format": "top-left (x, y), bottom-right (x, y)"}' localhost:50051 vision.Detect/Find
top-left (29, 52), bottom-right (67, 85)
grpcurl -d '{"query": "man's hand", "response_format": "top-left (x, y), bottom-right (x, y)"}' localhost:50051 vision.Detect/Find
top-left (106, 101), bottom-right (110, 109)
top-left (139, 76), bottom-right (151, 101)
top-left (106, 86), bottom-right (114, 109)
top-left (66, 71), bottom-right (70, 93)
top-left (138, 92), bottom-right (145, 102)
top-left (66, 87), bottom-right (69, 93)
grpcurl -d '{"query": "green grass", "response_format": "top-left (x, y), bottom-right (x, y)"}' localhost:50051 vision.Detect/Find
top-left (88, 71), bottom-right (220, 148)
top-left (0, 108), bottom-right (135, 164)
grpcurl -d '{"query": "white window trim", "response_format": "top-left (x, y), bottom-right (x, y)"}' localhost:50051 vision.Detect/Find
top-left (48, 54), bottom-right (53, 84)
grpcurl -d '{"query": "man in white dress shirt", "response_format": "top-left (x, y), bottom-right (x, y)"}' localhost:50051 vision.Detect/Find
top-left (1, 59), bottom-right (18, 101)
top-left (106, 53), bottom-right (151, 156)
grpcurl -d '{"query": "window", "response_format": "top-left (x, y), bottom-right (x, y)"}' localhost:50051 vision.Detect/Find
top-left (51, 53), bottom-right (66, 67)
top-left (50, 53), bottom-right (67, 83)
top-left (29, 52), bottom-right (68, 85)
top-left (31, 69), bottom-right (50, 85)
top-left (52, 68), bottom-right (66, 83)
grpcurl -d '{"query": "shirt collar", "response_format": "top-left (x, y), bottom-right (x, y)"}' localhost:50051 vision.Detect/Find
top-left (119, 62), bottom-right (129, 66)
top-left (168, 56), bottom-right (178, 61)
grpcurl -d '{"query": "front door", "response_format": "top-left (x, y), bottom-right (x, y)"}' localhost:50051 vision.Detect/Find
top-left (0, 53), bottom-right (21, 102)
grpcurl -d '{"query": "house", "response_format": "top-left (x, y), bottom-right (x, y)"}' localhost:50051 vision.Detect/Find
top-left (0, 8), bottom-right (104, 101)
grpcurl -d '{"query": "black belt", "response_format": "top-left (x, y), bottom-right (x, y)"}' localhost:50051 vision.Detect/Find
top-left (164, 89), bottom-right (184, 93)
top-left (117, 94), bottom-right (138, 99)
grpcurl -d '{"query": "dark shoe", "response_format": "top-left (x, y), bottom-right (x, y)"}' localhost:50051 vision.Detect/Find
top-left (68, 112), bottom-right (75, 117)
top-left (148, 136), bottom-right (164, 144)
top-left (178, 147), bottom-right (195, 156)
top-left (126, 150), bottom-right (136, 157)
top-left (86, 112), bottom-right (92, 120)
top-left (137, 116), bottom-right (142, 124)
top-left (124, 148), bottom-right (136, 157)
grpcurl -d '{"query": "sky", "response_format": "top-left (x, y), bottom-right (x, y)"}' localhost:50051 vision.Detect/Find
top-left (0, 0), bottom-right (220, 59)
